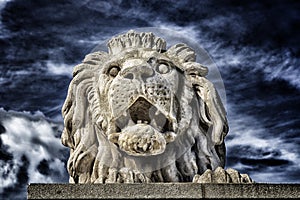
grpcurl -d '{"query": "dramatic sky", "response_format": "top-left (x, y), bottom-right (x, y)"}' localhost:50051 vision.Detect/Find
top-left (0, 0), bottom-right (299, 199)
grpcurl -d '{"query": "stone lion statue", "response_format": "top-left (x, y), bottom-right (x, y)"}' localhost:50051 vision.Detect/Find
top-left (61, 30), bottom-right (253, 184)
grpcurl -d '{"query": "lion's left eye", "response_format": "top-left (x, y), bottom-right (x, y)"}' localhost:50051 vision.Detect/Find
top-left (156, 63), bottom-right (170, 74)
top-left (108, 66), bottom-right (120, 77)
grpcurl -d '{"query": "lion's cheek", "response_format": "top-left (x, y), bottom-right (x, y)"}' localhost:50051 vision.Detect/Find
top-left (117, 124), bottom-right (166, 156)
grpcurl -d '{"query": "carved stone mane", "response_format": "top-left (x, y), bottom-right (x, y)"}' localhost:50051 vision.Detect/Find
top-left (61, 30), bottom-right (253, 183)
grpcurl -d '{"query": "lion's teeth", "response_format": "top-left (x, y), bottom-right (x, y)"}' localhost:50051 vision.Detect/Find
top-left (144, 121), bottom-right (148, 124)
top-left (143, 143), bottom-right (148, 151)
top-left (137, 120), bottom-right (142, 124)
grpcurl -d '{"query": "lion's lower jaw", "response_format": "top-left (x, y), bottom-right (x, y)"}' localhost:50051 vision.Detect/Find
top-left (109, 123), bottom-right (178, 156)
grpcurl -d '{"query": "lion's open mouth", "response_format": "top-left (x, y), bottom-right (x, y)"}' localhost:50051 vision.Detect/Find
top-left (109, 97), bottom-right (177, 156)
top-left (115, 97), bottom-right (174, 133)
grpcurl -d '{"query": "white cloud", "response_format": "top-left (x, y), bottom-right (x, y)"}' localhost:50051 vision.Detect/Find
top-left (0, 160), bottom-right (18, 192)
top-left (0, 111), bottom-right (68, 190)
top-left (46, 61), bottom-right (73, 76)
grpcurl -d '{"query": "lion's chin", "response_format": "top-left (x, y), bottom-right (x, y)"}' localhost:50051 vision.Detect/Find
top-left (108, 123), bottom-right (176, 156)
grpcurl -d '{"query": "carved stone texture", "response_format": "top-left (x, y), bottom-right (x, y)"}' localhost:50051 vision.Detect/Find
top-left (61, 30), bottom-right (253, 184)
top-left (193, 167), bottom-right (253, 183)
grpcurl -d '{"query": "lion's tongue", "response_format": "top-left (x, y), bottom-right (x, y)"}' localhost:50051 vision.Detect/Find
top-left (118, 124), bottom-right (166, 156)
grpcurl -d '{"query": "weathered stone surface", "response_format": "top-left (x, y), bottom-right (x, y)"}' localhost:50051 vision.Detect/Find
top-left (61, 30), bottom-right (252, 183)
top-left (27, 183), bottom-right (300, 199)
top-left (201, 183), bottom-right (300, 199)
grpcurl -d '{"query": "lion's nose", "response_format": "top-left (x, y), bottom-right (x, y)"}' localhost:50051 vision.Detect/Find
top-left (122, 65), bottom-right (154, 81)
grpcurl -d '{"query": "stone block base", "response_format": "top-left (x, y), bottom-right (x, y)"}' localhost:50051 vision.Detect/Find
top-left (27, 183), bottom-right (300, 199)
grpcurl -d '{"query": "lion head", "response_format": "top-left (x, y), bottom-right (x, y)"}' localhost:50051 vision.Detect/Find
top-left (61, 30), bottom-right (229, 183)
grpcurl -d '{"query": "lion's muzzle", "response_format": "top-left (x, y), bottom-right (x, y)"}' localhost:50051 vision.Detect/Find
top-left (108, 97), bottom-right (177, 156)
top-left (118, 123), bottom-right (166, 156)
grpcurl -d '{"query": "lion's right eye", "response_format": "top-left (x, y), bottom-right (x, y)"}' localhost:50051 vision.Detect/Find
top-left (156, 63), bottom-right (170, 74)
top-left (108, 66), bottom-right (120, 77)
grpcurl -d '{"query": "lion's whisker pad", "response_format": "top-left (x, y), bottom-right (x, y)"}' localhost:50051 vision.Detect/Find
top-left (61, 30), bottom-right (253, 183)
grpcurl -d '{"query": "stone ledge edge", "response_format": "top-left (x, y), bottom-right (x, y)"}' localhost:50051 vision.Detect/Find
top-left (27, 183), bottom-right (300, 199)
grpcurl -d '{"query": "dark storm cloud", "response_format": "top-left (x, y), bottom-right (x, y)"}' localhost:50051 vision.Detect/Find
top-left (227, 152), bottom-right (300, 183)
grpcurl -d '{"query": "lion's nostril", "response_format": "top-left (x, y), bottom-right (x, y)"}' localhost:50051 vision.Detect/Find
top-left (141, 67), bottom-right (154, 81)
top-left (124, 73), bottom-right (134, 80)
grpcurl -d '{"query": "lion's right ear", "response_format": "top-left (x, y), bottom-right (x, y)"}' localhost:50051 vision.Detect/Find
top-left (61, 51), bottom-right (108, 149)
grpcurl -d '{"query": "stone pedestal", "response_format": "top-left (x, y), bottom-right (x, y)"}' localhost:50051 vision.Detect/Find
top-left (27, 183), bottom-right (300, 199)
